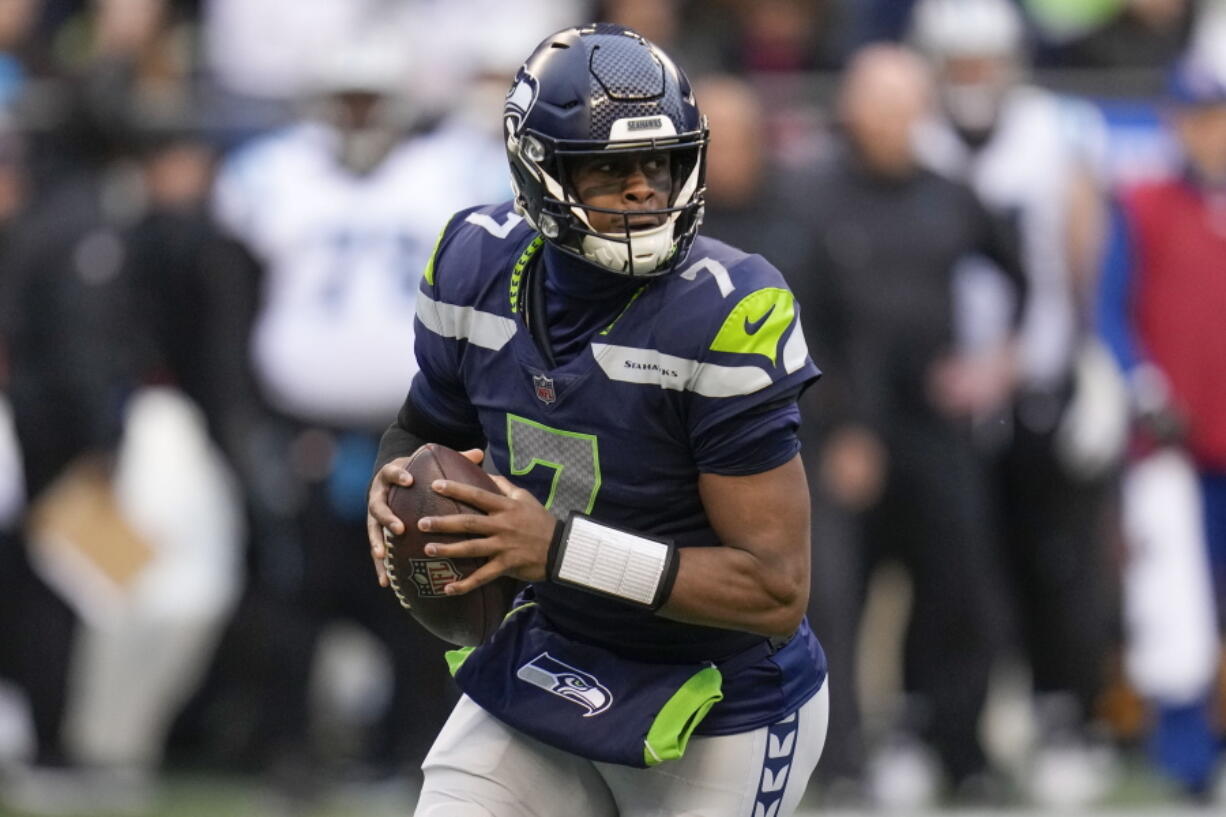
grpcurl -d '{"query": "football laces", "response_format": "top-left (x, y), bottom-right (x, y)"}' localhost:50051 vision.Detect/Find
top-left (383, 528), bottom-right (412, 610)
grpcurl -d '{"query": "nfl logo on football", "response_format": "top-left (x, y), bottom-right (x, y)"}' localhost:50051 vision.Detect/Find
top-left (411, 559), bottom-right (461, 597)
top-left (533, 373), bottom-right (556, 404)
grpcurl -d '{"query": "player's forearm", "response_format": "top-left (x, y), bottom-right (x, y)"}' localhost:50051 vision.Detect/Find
top-left (543, 509), bottom-right (809, 637)
top-left (658, 545), bottom-right (809, 638)
top-left (374, 393), bottom-right (485, 473)
top-left (653, 456), bottom-right (813, 637)
top-left (375, 422), bottom-right (426, 472)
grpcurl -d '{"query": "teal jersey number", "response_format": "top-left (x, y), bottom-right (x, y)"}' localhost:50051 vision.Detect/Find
top-left (506, 414), bottom-right (601, 518)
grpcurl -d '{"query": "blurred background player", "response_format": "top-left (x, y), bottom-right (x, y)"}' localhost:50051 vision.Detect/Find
top-left (788, 43), bottom-right (1027, 807)
top-left (204, 29), bottom-right (513, 800)
top-left (911, 0), bottom-right (1123, 805)
top-left (1097, 52), bottom-right (1226, 799)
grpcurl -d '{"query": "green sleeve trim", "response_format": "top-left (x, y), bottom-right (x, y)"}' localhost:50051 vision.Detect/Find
top-left (503, 600), bottom-right (537, 620)
top-left (444, 646), bottom-right (475, 676)
top-left (642, 666), bottom-right (724, 766)
top-left (708, 288), bottom-right (795, 366)
top-left (422, 220), bottom-right (452, 287)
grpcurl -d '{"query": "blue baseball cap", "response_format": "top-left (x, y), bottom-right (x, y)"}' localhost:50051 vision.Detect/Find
top-left (1166, 54), bottom-right (1226, 107)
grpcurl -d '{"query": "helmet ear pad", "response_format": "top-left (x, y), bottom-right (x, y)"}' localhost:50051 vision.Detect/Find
top-left (502, 23), bottom-right (708, 278)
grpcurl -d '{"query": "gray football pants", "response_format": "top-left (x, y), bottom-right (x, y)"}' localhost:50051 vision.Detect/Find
top-left (415, 684), bottom-right (829, 817)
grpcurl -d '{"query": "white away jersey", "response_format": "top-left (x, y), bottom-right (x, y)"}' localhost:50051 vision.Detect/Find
top-left (917, 86), bottom-right (1106, 389)
top-left (213, 121), bottom-right (503, 428)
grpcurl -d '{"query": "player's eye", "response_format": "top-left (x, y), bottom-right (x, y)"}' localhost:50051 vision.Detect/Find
top-left (574, 159), bottom-right (617, 178)
top-left (637, 152), bottom-right (673, 177)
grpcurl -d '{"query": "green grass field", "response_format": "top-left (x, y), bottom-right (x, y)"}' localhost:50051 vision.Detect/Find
top-left (0, 758), bottom-right (1211, 817)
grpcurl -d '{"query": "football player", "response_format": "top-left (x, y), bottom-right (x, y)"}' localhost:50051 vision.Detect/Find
top-left (210, 32), bottom-right (506, 788)
top-left (367, 23), bottom-right (828, 817)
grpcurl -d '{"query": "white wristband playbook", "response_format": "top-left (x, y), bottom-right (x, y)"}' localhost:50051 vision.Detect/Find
top-left (547, 512), bottom-right (679, 610)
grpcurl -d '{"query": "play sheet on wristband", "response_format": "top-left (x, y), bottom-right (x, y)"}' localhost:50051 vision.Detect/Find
top-left (557, 516), bottom-right (670, 606)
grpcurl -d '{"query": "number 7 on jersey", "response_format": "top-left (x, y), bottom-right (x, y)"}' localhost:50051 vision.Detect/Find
top-left (506, 414), bottom-right (601, 518)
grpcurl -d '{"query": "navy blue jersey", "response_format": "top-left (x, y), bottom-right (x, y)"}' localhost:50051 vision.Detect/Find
top-left (410, 201), bottom-right (825, 731)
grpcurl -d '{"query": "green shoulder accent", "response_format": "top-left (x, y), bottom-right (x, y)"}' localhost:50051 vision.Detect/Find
top-left (708, 288), bottom-right (795, 366)
top-left (444, 646), bottom-right (475, 676)
top-left (642, 665), bottom-right (724, 766)
top-left (422, 220), bottom-right (451, 287)
top-left (508, 235), bottom-right (545, 312)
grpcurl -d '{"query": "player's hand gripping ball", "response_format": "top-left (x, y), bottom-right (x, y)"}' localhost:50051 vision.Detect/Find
top-left (383, 444), bottom-right (518, 646)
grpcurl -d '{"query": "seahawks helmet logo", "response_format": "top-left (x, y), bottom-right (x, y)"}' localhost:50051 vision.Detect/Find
top-left (516, 652), bottom-right (612, 716)
top-left (504, 70), bottom-right (539, 139)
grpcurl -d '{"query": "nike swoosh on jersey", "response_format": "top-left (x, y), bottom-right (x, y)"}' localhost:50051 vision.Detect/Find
top-left (743, 304), bottom-right (776, 335)
top-left (709, 288), bottom-right (801, 368)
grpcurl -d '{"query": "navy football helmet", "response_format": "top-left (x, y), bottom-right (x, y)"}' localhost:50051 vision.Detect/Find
top-left (504, 24), bottom-right (707, 277)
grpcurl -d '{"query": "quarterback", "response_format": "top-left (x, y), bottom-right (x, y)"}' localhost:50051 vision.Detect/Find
top-left (367, 24), bottom-right (828, 816)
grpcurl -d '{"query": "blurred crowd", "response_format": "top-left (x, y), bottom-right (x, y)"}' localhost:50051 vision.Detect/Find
top-left (0, 0), bottom-right (1224, 814)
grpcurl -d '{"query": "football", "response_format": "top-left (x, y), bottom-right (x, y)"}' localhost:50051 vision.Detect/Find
top-left (383, 444), bottom-right (518, 646)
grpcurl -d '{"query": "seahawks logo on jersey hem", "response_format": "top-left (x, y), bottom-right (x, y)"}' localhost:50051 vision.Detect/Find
top-left (516, 652), bottom-right (613, 716)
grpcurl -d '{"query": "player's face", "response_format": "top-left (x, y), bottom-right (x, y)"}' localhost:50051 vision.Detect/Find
top-left (568, 151), bottom-right (672, 234)
top-left (937, 54), bottom-right (1013, 133)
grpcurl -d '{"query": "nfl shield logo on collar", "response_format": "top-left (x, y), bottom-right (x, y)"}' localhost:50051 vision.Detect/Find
top-left (533, 373), bottom-right (556, 404)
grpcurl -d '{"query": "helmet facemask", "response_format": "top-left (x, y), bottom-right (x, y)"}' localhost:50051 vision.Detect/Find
top-left (936, 55), bottom-right (1019, 140)
top-left (318, 91), bottom-right (411, 175)
top-left (908, 0), bottom-right (1025, 142)
top-left (308, 36), bottom-right (416, 176)
top-left (510, 124), bottom-right (707, 277)
top-left (502, 24), bottom-right (709, 278)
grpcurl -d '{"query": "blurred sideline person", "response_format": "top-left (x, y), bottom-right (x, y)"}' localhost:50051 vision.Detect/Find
top-left (1097, 53), bottom-right (1226, 799)
top-left (0, 72), bottom-right (248, 817)
top-left (0, 117), bottom-right (29, 637)
top-left (692, 73), bottom-right (814, 270)
top-left (911, 0), bottom-right (1124, 805)
top-left (789, 43), bottom-right (1027, 807)
top-left (367, 24), bottom-right (829, 817)
top-left (208, 32), bottom-right (508, 796)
